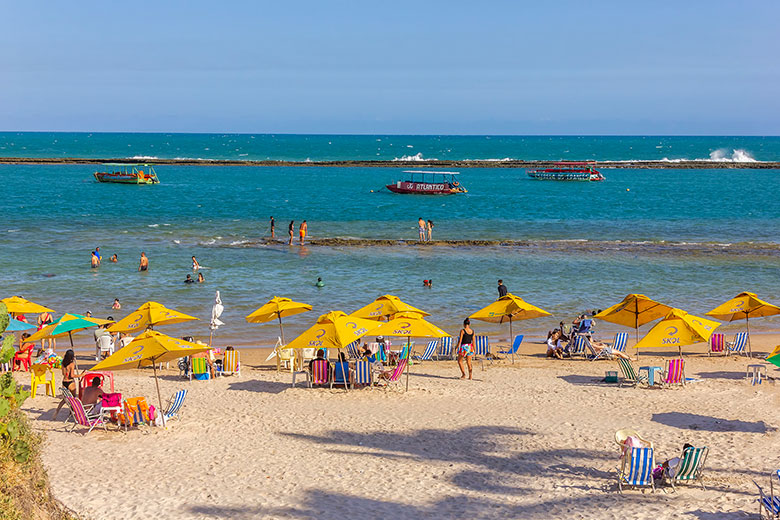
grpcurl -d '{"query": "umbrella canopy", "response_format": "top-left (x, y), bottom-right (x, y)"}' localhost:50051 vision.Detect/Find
top-left (635, 308), bottom-right (720, 356)
top-left (351, 295), bottom-right (430, 321)
top-left (766, 345), bottom-right (780, 369)
top-left (594, 294), bottom-right (674, 355)
top-left (6, 317), bottom-right (36, 332)
top-left (92, 330), bottom-right (211, 427)
top-left (1, 296), bottom-right (54, 315)
top-left (245, 296), bottom-right (312, 344)
top-left (469, 293), bottom-right (550, 360)
top-left (109, 301), bottom-right (199, 333)
top-left (24, 313), bottom-right (113, 346)
top-left (282, 311), bottom-right (382, 350)
top-left (370, 311), bottom-right (450, 391)
top-left (706, 292), bottom-right (780, 358)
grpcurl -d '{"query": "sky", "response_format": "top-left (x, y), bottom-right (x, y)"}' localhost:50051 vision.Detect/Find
top-left (1, 1), bottom-right (778, 135)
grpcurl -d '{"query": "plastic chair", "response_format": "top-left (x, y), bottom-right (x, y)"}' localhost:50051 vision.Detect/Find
top-left (12, 344), bottom-right (34, 371)
top-left (30, 364), bottom-right (56, 398)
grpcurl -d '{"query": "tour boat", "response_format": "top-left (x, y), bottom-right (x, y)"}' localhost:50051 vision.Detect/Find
top-left (526, 162), bottom-right (604, 181)
top-left (385, 170), bottom-right (467, 194)
top-left (94, 164), bottom-right (160, 184)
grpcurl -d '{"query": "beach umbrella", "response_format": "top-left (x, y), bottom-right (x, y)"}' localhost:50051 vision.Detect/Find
top-left (371, 311), bottom-right (450, 391)
top-left (766, 345), bottom-right (780, 369)
top-left (282, 311), bottom-right (381, 351)
top-left (705, 292), bottom-right (780, 358)
top-left (92, 330), bottom-right (210, 426)
top-left (6, 317), bottom-right (36, 332)
top-left (246, 296), bottom-right (312, 344)
top-left (635, 308), bottom-right (720, 356)
top-left (24, 313), bottom-right (113, 347)
top-left (0, 296), bottom-right (54, 316)
top-left (469, 293), bottom-right (551, 362)
top-left (109, 301), bottom-right (198, 334)
top-left (351, 295), bottom-right (430, 321)
top-left (595, 294), bottom-right (674, 357)
top-left (209, 290), bottom-right (224, 346)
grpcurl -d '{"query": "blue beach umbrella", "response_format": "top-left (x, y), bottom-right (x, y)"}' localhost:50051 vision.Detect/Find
top-left (6, 317), bottom-right (36, 332)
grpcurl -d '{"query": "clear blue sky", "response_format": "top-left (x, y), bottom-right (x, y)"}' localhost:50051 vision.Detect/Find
top-left (2, 1), bottom-right (778, 135)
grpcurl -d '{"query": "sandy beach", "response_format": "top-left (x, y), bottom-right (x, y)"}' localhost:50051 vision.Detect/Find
top-left (19, 334), bottom-right (780, 519)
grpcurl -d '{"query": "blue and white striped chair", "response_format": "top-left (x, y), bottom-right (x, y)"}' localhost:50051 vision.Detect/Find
top-left (163, 389), bottom-right (188, 422)
top-left (351, 361), bottom-right (373, 389)
top-left (569, 335), bottom-right (591, 359)
top-left (727, 332), bottom-right (748, 356)
top-left (474, 335), bottom-right (492, 370)
top-left (437, 337), bottom-right (453, 360)
top-left (618, 447), bottom-right (655, 493)
top-left (413, 341), bottom-right (438, 362)
top-left (754, 470), bottom-right (780, 519)
top-left (611, 332), bottom-right (628, 354)
top-left (346, 340), bottom-right (361, 360)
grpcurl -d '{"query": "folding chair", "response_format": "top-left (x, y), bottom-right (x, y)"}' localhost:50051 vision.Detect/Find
top-left (727, 332), bottom-right (748, 356)
top-left (708, 333), bottom-right (725, 356)
top-left (617, 446), bottom-right (655, 493)
top-left (413, 340), bottom-right (438, 362)
top-left (437, 337), bottom-right (453, 360)
top-left (666, 446), bottom-right (708, 490)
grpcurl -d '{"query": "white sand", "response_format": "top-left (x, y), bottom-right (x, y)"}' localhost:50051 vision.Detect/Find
top-left (20, 337), bottom-right (780, 519)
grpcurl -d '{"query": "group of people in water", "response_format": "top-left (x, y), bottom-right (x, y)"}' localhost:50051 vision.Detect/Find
top-left (417, 217), bottom-right (434, 242)
top-left (89, 247), bottom-right (119, 268)
top-left (270, 217), bottom-right (308, 246)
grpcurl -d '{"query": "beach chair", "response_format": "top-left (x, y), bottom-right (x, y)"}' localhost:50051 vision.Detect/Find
top-left (498, 334), bottom-right (524, 361)
top-left (12, 343), bottom-right (34, 371)
top-left (163, 389), bottom-right (188, 422)
top-left (30, 364), bottom-right (56, 398)
top-left (330, 361), bottom-right (351, 389)
top-left (309, 359), bottom-right (330, 387)
top-left (437, 337), bottom-right (453, 360)
top-left (617, 446), bottom-right (655, 493)
top-left (755, 470), bottom-right (780, 519)
top-left (617, 358), bottom-right (647, 387)
top-left (65, 396), bottom-right (106, 434)
top-left (727, 332), bottom-right (748, 356)
top-left (662, 358), bottom-right (685, 386)
top-left (190, 357), bottom-right (211, 381)
top-left (346, 341), bottom-right (362, 360)
top-left (95, 334), bottom-right (114, 361)
top-left (221, 350), bottom-right (240, 377)
top-left (413, 341), bottom-right (438, 362)
top-left (708, 333), bottom-right (725, 356)
top-left (351, 360), bottom-right (373, 388)
top-left (474, 335), bottom-right (493, 370)
top-left (377, 358), bottom-right (407, 391)
top-left (570, 335), bottom-right (591, 359)
top-left (666, 446), bottom-right (708, 490)
top-left (608, 332), bottom-right (628, 354)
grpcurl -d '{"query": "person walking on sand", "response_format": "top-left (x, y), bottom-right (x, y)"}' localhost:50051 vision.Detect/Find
top-left (418, 217), bottom-right (426, 242)
top-left (288, 220), bottom-right (295, 245)
top-left (139, 252), bottom-right (149, 271)
top-left (299, 220), bottom-right (307, 245)
top-left (456, 318), bottom-right (475, 379)
top-left (270, 216), bottom-right (275, 238)
top-left (497, 279), bottom-right (508, 298)
top-left (427, 220), bottom-right (434, 242)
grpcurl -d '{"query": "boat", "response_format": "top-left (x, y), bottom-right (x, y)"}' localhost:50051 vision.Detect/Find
top-left (94, 163), bottom-right (160, 184)
top-left (385, 170), bottom-right (467, 194)
top-left (526, 162), bottom-right (604, 181)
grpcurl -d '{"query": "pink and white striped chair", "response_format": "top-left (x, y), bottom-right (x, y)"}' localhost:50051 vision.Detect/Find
top-left (662, 358), bottom-right (685, 387)
top-left (708, 333), bottom-right (725, 356)
top-left (65, 396), bottom-right (106, 434)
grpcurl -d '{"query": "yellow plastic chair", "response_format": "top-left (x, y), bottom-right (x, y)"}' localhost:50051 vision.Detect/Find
top-left (31, 364), bottom-right (56, 398)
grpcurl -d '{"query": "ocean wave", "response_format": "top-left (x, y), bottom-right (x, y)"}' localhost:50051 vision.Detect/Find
top-left (392, 153), bottom-right (435, 162)
top-left (707, 148), bottom-right (757, 162)
top-left (129, 155), bottom-right (159, 160)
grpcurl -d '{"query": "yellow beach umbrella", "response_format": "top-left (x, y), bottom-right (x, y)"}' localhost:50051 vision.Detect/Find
top-left (25, 313), bottom-right (113, 347)
top-left (635, 308), bottom-right (720, 356)
top-left (371, 311), bottom-right (450, 391)
top-left (595, 294), bottom-right (674, 348)
top-left (109, 301), bottom-right (198, 334)
top-left (282, 311), bottom-right (382, 351)
top-left (766, 345), bottom-right (780, 369)
top-left (245, 296), bottom-right (312, 344)
top-left (469, 293), bottom-right (551, 361)
top-left (1, 296), bottom-right (54, 316)
top-left (92, 330), bottom-right (211, 425)
top-left (351, 295), bottom-right (430, 321)
top-left (706, 292), bottom-right (780, 358)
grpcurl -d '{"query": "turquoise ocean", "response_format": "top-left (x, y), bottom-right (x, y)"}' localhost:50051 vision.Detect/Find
top-left (1, 133), bottom-right (779, 345)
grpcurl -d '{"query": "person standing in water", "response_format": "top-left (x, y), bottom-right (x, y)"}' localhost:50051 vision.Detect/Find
top-left (270, 216), bottom-right (275, 238)
top-left (197, 272), bottom-right (205, 283)
top-left (316, 277), bottom-right (324, 287)
top-left (139, 252), bottom-right (149, 271)
top-left (456, 318), bottom-right (475, 380)
top-left (418, 217), bottom-right (426, 242)
top-left (288, 220), bottom-right (295, 245)
top-left (497, 279), bottom-right (508, 298)
top-left (90, 251), bottom-right (99, 268)
top-left (299, 220), bottom-right (307, 245)
top-left (192, 256), bottom-right (200, 270)
top-left (95, 247), bottom-right (102, 265)
top-left (427, 220), bottom-right (434, 242)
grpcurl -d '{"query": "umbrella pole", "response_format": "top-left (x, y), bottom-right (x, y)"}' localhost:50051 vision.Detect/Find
top-left (69, 331), bottom-right (74, 348)
top-left (509, 317), bottom-right (514, 364)
top-left (635, 306), bottom-right (640, 360)
top-left (278, 315), bottom-right (285, 345)
top-left (746, 315), bottom-right (752, 358)
top-left (405, 335), bottom-right (410, 392)
top-left (152, 361), bottom-right (165, 428)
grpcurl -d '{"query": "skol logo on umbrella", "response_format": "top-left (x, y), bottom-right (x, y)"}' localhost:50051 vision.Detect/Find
top-left (691, 319), bottom-right (712, 332)
top-left (308, 328), bottom-right (326, 347)
top-left (123, 344), bottom-right (145, 363)
top-left (369, 304), bottom-right (384, 317)
top-left (730, 300), bottom-right (746, 313)
top-left (393, 322), bottom-right (412, 335)
top-left (662, 326), bottom-right (680, 345)
top-left (346, 321), bottom-right (367, 336)
top-left (129, 313), bottom-right (144, 329)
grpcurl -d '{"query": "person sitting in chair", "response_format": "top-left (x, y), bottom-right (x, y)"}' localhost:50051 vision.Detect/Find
top-left (82, 377), bottom-right (106, 413)
top-left (309, 348), bottom-right (328, 372)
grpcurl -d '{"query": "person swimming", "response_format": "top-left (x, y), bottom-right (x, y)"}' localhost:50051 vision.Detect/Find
top-left (185, 274), bottom-right (195, 284)
top-left (192, 256), bottom-right (200, 270)
top-left (316, 277), bottom-right (325, 288)
top-left (197, 272), bottom-right (205, 283)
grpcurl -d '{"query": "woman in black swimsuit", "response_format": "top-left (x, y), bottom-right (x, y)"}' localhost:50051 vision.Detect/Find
top-left (456, 318), bottom-right (475, 380)
top-left (53, 349), bottom-right (78, 419)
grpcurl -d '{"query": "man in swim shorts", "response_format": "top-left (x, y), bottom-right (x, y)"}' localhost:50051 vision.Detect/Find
top-left (418, 217), bottom-right (426, 242)
top-left (299, 220), bottom-right (307, 245)
top-left (139, 252), bottom-right (149, 271)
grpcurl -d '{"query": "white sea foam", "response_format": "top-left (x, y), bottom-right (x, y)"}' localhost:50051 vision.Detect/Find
top-left (392, 153), bottom-right (435, 162)
top-left (173, 240), bottom-right (181, 244)
top-left (129, 155), bottom-right (159, 160)
top-left (147, 224), bottom-right (159, 228)
top-left (708, 148), bottom-right (757, 162)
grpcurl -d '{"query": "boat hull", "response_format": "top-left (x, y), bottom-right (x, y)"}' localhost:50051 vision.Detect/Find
top-left (386, 181), bottom-right (465, 194)
top-left (94, 172), bottom-right (159, 184)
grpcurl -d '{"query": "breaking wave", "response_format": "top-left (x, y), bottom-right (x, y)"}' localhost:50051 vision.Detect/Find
top-left (392, 153), bottom-right (436, 162)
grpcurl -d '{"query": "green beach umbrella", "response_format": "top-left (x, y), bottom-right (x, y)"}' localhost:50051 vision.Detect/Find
top-left (24, 313), bottom-right (113, 347)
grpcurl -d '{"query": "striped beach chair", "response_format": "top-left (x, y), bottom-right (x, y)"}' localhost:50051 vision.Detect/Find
top-left (413, 341), bottom-right (438, 362)
top-left (65, 396), bottom-right (106, 434)
top-left (309, 359), bottom-right (330, 387)
top-left (377, 358), bottom-right (407, 391)
top-left (617, 447), bottom-right (655, 493)
top-left (346, 340), bottom-right (361, 360)
top-left (474, 335), bottom-right (493, 370)
top-left (190, 357), bottom-right (211, 381)
top-left (221, 350), bottom-right (240, 377)
top-left (617, 358), bottom-right (647, 387)
top-left (667, 446), bottom-right (708, 490)
top-left (570, 335), bottom-right (591, 359)
top-left (662, 358), bottom-right (685, 386)
top-left (437, 337), bottom-right (453, 360)
top-left (727, 332), bottom-right (748, 356)
top-left (755, 470), bottom-right (780, 520)
top-left (610, 332), bottom-right (628, 354)
top-left (351, 360), bottom-right (372, 388)
top-left (708, 333), bottom-right (725, 356)
top-left (163, 389), bottom-right (188, 422)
